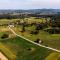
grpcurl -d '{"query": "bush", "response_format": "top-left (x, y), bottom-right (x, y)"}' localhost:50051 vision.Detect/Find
top-left (44, 28), bottom-right (60, 34)
top-left (35, 24), bottom-right (43, 30)
top-left (1, 33), bottom-right (9, 39)
top-left (30, 30), bottom-right (39, 35)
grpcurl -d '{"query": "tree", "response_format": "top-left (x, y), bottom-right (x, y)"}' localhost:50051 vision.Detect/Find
top-left (21, 22), bottom-right (26, 32)
top-left (35, 23), bottom-right (43, 30)
top-left (30, 30), bottom-right (39, 35)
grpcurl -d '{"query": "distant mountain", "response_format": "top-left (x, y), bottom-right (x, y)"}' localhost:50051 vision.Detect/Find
top-left (0, 9), bottom-right (60, 15)
top-left (23, 9), bottom-right (60, 15)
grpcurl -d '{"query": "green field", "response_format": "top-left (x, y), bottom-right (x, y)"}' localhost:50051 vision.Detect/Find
top-left (12, 25), bottom-right (60, 50)
top-left (0, 26), bottom-right (59, 60)
top-left (0, 19), bottom-right (19, 25)
top-left (0, 17), bottom-right (48, 25)
top-left (0, 36), bottom-right (60, 60)
top-left (0, 18), bottom-right (60, 60)
top-left (0, 42), bottom-right (16, 60)
top-left (45, 52), bottom-right (60, 60)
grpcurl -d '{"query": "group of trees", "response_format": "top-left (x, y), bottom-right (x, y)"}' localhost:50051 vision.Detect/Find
top-left (20, 15), bottom-right (60, 34)
top-left (43, 14), bottom-right (60, 34)
top-left (0, 13), bottom-right (29, 19)
top-left (1, 13), bottom-right (59, 35)
top-left (0, 13), bottom-right (56, 19)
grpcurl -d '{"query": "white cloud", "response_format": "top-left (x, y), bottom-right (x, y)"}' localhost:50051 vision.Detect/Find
top-left (0, 0), bottom-right (60, 9)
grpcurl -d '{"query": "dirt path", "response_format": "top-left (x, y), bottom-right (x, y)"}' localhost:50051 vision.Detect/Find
top-left (0, 52), bottom-right (8, 60)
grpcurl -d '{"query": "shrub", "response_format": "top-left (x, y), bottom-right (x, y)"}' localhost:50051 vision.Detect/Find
top-left (30, 30), bottom-right (39, 35)
top-left (1, 33), bottom-right (9, 39)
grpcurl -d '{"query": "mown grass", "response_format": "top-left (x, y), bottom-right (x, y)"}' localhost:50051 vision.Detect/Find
top-left (0, 36), bottom-right (58, 60)
top-left (0, 26), bottom-right (60, 60)
top-left (45, 52), bottom-right (60, 60)
top-left (0, 19), bottom-right (19, 25)
top-left (0, 43), bottom-right (16, 60)
top-left (0, 18), bottom-right (60, 60)
top-left (0, 27), bottom-right (16, 60)
top-left (0, 17), bottom-right (47, 25)
top-left (24, 17), bottom-right (47, 23)
top-left (12, 25), bottom-right (60, 50)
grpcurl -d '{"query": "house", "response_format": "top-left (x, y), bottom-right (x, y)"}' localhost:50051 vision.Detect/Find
top-left (34, 38), bottom-right (43, 44)
top-left (9, 25), bottom-right (14, 27)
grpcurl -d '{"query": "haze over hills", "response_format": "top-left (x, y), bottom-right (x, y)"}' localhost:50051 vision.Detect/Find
top-left (0, 9), bottom-right (60, 15)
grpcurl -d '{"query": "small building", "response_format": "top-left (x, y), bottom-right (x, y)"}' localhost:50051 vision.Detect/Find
top-left (9, 25), bottom-right (14, 27)
top-left (34, 38), bottom-right (43, 44)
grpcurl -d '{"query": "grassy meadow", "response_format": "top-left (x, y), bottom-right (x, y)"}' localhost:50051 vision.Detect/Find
top-left (0, 18), bottom-right (60, 60)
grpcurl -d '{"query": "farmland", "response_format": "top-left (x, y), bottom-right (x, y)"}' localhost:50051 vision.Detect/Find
top-left (0, 17), bottom-right (60, 60)
top-left (10, 17), bottom-right (60, 50)
top-left (0, 36), bottom-right (60, 60)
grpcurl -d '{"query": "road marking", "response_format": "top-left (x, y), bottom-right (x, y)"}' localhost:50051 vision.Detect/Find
top-left (8, 26), bottom-right (60, 53)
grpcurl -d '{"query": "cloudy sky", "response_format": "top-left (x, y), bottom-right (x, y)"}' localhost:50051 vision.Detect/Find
top-left (0, 0), bottom-right (60, 9)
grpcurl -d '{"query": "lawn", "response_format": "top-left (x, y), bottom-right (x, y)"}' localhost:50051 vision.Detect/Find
top-left (0, 26), bottom-right (15, 40)
top-left (45, 52), bottom-right (60, 60)
top-left (0, 27), bottom-right (16, 60)
top-left (0, 36), bottom-right (60, 60)
top-left (12, 25), bottom-right (60, 50)
top-left (0, 26), bottom-right (59, 60)
top-left (0, 19), bottom-right (19, 25)
top-left (24, 17), bottom-right (47, 23)
top-left (0, 18), bottom-right (60, 60)
top-left (0, 43), bottom-right (16, 60)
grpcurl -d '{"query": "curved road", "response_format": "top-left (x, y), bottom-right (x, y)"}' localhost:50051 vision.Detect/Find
top-left (8, 26), bottom-right (60, 53)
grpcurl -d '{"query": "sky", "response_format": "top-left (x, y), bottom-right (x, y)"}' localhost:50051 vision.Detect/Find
top-left (0, 0), bottom-right (60, 9)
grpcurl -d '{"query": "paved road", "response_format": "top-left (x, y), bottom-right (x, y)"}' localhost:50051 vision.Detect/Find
top-left (8, 26), bottom-right (60, 53)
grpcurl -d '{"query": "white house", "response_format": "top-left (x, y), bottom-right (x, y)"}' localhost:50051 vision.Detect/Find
top-left (9, 25), bottom-right (14, 27)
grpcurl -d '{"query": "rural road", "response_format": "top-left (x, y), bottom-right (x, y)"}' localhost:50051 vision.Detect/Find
top-left (8, 26), bottom-right (60, 53)
top-left (0, 52), bottom-right (8, 60)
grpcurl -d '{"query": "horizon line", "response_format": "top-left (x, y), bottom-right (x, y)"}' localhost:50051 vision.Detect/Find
top-left (0, 8), bottom-right (60, 10)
